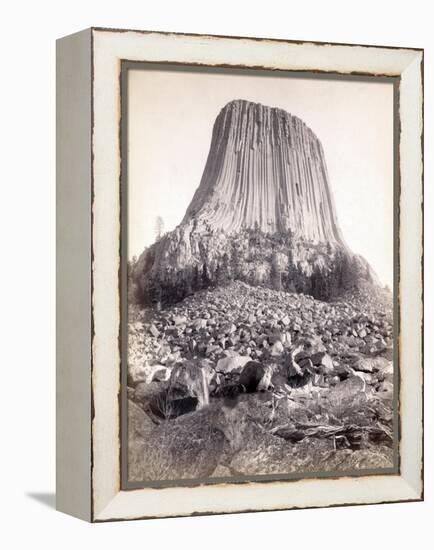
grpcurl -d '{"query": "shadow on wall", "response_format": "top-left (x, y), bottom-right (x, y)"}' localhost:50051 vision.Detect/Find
top-left (26, 492), bottom-right (56, 509)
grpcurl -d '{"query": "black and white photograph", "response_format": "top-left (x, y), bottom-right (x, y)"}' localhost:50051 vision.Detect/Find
top-left (124, 65), bottom-right (397, 486)
top-left (0, 0), bottom-right (429, 539)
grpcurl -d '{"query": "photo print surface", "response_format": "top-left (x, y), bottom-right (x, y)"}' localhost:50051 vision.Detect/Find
top-left (123, 64), bottom-right (397, 488)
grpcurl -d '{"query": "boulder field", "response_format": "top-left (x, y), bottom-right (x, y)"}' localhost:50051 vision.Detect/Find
top-left (127, 280), bottom-right (394, 482)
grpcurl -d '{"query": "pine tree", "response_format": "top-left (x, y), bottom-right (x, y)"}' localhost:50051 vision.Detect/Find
top-left (285, 247), bottom-right (297, 292)
top-left (231, 247), bottom-right (243, 280)
top-left (270, 253), bottom-right (282, 291)
top-left (154, 216), bottom-right (165, 241)
top-left (214, 263), bottom-right (222, 286)
top-left (201, 262), bottom-right (211, 289)
top-left (185, 270), bottom-right (193, 296)
top-left (192, 264), bottom-right (200, 291)
top-left (221, 253), bottom-right (230, 282)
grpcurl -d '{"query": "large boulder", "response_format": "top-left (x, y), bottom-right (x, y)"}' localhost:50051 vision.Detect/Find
top-left (134, 380), bottom-right (169, 406)
top-left (352, 355), bottom-right (392, 374)
top-left (127, 362), bottom-right (148, 386)
top-left (271, 340), bottom-right (284, 356)
top-left (146, 360), bottom-right (213, 420)
top-left (128, 363), bottom-right (170, 386)
top-left (127, 399), bottom-right (155, 482)
top-left (172, 315), bottom-right (187, 326)
top-left (311, 352), bottom-right (335, 374)
top-left (148, 323), bottom-right (160, 337)
top-left (139, 407), bottom-right (226, 480)
top-left (239, 361), bottom-right (272, 393)
top-left (128, 399), bottom-right (154, 438)
top-left (169, 361), bottom-right (210, 406)
top-left (216, 354), bottom-right (251, 374)
top-left (192, 318), bottom-right (207, 331)
top-left (327, 375), bottom-right (366, 404)
top-left (210, 464), bottom-right (233, 478)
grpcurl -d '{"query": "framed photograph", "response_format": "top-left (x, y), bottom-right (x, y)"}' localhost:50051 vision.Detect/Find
top-left (56, 28), bottom-right (423, 522)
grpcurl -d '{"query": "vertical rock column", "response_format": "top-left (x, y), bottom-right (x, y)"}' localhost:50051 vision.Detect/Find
top-left (183, 99), bottom-right (346, 247)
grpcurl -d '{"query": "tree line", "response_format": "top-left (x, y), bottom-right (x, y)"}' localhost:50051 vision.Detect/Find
top-left (128, 234), bottom-right (367, 308)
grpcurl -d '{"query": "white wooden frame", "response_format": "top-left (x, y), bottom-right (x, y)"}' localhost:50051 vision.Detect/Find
top-left (56, 27), bottom-right (423, 522)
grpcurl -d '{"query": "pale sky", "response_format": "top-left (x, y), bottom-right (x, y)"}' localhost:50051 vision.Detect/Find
top-left (128, 67), bottom-right (394, 288)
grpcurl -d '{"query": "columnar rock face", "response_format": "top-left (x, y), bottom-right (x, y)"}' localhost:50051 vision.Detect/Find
top-left (184, 99), bottom-right (345, 245)
top-left (133, 99), bottom-right (377, 304)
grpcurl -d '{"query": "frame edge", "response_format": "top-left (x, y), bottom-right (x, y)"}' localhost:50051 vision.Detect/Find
top-left (56, 28), bottom-right (93, 522)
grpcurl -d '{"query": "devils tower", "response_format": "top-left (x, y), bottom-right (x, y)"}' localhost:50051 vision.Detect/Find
top-left (184, 99), bottom-right (345, 243)
top-left (131, 99), bottom-right (377, 306)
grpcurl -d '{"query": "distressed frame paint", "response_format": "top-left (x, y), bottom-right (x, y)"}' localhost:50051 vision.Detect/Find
top-left (56, 28), bottom-right (92, 521)
top-left (68, 27), bottom-right (422, 522)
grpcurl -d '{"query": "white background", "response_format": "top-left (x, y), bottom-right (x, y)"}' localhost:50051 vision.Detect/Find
top-left (0, 1), bottom-right (431, 548)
